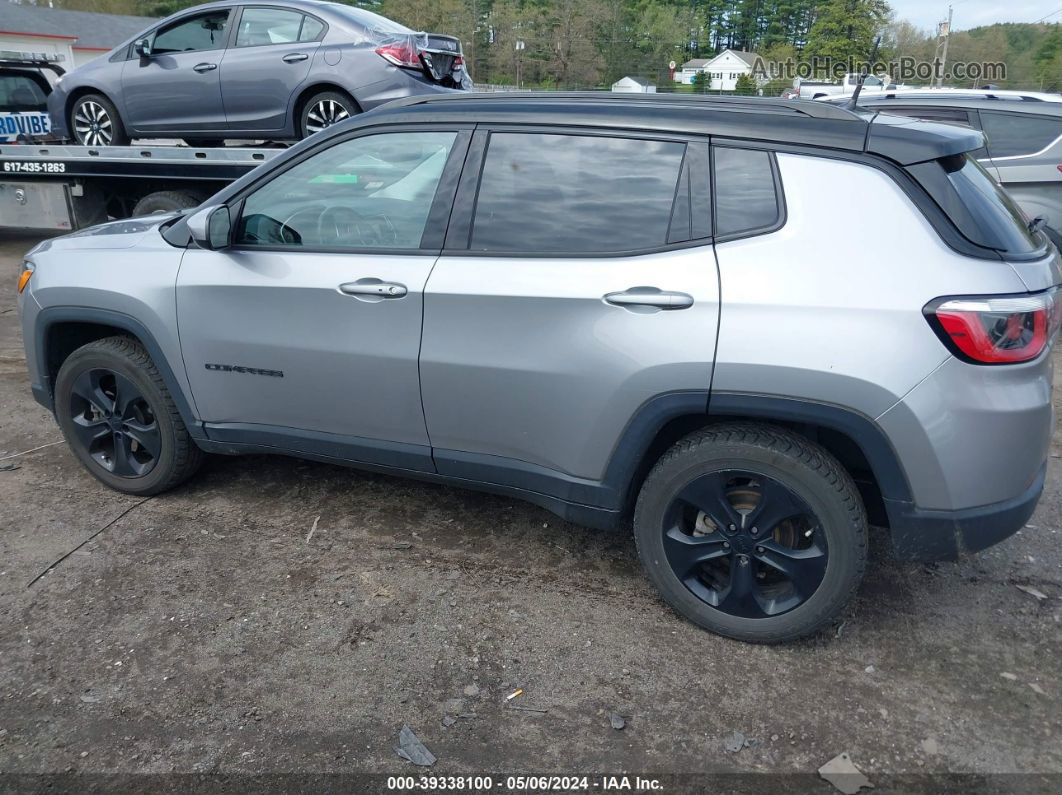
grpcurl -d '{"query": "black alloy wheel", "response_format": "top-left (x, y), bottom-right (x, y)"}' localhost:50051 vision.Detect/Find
top-left (634, 424), bottom-right (867, 643)
top-left (55, 337), bottom-right (204, 495)
top-left (68, 367), bottom-right (161, 478)
top-left (662, 469), bottom-right (827, 618)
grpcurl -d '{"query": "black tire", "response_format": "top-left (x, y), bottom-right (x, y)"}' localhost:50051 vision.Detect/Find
top-left (54, 337), bottom-right (204, 496)
top-left (70, 93), bottom-right (129, 146)
top-left (299, 90), bottom-right (358, 138)
top-left (183, 138), bottom-right (225, 149)
top-left (633, 423), bottom-right (867, 643)
top-left (132, 190), bottom-right (203, 217)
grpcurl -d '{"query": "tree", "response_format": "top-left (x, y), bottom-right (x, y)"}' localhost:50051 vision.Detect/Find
top-left (804, 0), bottom-right (890, 67)
top-left (734, 71), bottom-right (758, 94)
top-left (546, 0), bottom-right (607, 88)
top-left (691, 70), bottom-right (711, 92)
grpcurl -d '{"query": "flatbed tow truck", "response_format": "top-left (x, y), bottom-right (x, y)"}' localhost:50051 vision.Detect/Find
top-left (0, 49), bottom-right (283, 232)
top-left (1, 142), bottom-right (284, 232)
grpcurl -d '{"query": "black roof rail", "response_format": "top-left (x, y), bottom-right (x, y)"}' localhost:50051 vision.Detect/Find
top-left (384, 91), bottom-right (866, 122)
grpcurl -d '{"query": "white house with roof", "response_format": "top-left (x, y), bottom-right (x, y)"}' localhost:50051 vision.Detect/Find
top-left (0, 1), bottom-right (156, 68)
top-left (676, 49), bottom-right (761, 91)
top-left (611, 75), bottom-right (656, 93)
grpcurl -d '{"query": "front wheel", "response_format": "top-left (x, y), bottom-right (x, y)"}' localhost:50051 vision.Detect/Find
top-left (54, 337), bottom-right (204, 496)
top-left (70, 93), bottom-right (129, 147)
top-left (633, 424), bottom-right (867, 643)
top-left (299, 91), bottom-right (358, 138)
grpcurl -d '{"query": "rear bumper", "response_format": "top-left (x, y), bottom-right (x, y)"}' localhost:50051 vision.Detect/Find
top-left (886, 461), bottom-right (1046, 561)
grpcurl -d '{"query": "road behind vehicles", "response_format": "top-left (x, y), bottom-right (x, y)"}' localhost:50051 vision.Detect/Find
top-left (0, 50), bottom-right (64, 143)
top-left (48, 0), bottom-right (471, 147)
top-left (824, 90), bottom-right (1062, 247)
top-left (16, 93), bottom-right (1061, 643)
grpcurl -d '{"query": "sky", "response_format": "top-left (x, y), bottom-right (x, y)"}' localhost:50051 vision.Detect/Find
top-left (887, 0), bottom-right (1061, 32)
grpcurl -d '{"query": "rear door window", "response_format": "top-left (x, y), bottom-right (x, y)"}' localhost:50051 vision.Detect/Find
top-left (236, 8), bottom-right (305, 47)
top-left (469, 132), bottom-right (686, 253)
top-left (713, 147), bottom-right (782, 238)
top-left (980, 111), bottom-right (1062, 158)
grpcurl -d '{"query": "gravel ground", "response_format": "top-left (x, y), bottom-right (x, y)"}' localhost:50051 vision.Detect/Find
top-left (0, 230), bottom-right (1059, 792)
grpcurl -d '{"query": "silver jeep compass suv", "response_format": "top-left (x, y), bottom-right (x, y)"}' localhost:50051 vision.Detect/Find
top-left (17, 93), bottom-right (1060, 643)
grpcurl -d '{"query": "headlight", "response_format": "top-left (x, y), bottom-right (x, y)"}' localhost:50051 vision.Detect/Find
top-left (17, 261), bottom-right (34, 294)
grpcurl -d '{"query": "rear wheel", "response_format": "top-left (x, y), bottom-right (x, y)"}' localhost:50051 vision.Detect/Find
top-left (54, 337), bottom-right (204, 496)
top-left (634, 424), bottom-right (867, 643)
top-left (71, 93), bottom-right (129, 147)
top-left (299, 90), bottom-right (358, 138)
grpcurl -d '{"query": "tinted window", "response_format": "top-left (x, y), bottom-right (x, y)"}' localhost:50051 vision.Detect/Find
top-left (981, 112), bottom-right (1062, 158)
top-left (236, 8), bottom-right (303, 47)
top-left (470, 133), bottom-right (685, 253)
top-left (714, 147), bottom-right (780, 237)
top-left (300, 16), bottom-right (325, 41)
top-left (944, 154), bottom-right (1039, 253)
top-left (236, 131), bottom-right (457, 250)
top-left (0, 74), bottom-right (47, 111)
top-left (153, 11), bottom-right (231, 54)
top-left (885, 106), bottom-right (972, 126)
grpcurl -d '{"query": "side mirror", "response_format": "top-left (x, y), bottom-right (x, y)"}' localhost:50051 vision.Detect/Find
top-left (134, 38), bottom-right (153, 57)
top-left (187, 205), bottom-right (231, 250)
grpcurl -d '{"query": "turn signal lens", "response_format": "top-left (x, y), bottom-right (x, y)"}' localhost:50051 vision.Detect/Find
top-left (926, 289), bottom-right (1060, 365)
top-left (17, 262), bottom-right (34, 294)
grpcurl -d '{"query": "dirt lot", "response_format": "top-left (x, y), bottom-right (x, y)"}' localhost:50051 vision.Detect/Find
top-left (1, 230), bottom-right (1059, 791)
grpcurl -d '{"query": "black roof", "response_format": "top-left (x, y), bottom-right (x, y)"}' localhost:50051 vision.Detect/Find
top-left (366, 92), bottom-right (984, 165)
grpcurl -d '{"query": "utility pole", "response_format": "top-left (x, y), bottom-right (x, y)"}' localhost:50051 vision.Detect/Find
top-left (935, 4), bottom-right (953, 89)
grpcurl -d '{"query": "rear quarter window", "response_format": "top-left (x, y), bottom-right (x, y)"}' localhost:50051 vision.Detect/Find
top-left (469, 132), bottom-right (687, 254)
top-left (713, 147), bottom-right (782, 238)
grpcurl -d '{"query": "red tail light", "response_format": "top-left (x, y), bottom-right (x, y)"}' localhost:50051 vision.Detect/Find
top-left (926, 289), bottom-right (1061, 364)
top-left (375, 42), bottom-right (421, 69)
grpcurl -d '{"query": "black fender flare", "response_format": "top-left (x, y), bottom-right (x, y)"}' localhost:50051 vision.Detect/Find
top-left (33, 306), bottom-right (205, 439)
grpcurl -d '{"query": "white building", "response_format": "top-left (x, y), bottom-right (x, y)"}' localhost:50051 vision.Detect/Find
top-left (611, 76), bottom-right (656, 94)
top-left (676, 50), bottom-right (761, 92)
top-left (0, 2), bottom-right (156, 69)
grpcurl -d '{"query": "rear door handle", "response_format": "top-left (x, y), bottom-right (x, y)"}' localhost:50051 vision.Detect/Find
top-left (339, 279), bottom-right (408, 300)
top-left (283, 53), bottom-right (309, 63)
top-left (193, 62), bottom-right (217, 73)
top-left (604, 287), bottom-right (694, 310)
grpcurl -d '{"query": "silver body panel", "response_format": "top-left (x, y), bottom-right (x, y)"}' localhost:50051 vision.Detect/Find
top-left (420, 247), bottom-right (719, 479)
top-left (175, 248), bottom-right (435, 446)
top-left (712, 153), bottom-right (1048, 509)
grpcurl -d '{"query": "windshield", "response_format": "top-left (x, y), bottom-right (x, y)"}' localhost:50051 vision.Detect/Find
top-left (0, 72), bottom-right (48, 112)
top-left (942, 153), bottom-right (1041, 255)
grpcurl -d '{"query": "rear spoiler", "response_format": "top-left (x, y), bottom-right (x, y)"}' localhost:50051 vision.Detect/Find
top-left (864, 112), bottom-right (985, 165)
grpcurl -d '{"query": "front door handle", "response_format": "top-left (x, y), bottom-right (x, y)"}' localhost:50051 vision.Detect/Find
top-left (604, 287), bottom-right (694, 310)
top-left (193, 62), bottom-right (218, 73)
top-left (339, 279), bottom-right (408, 300)
top-left (283, 52), bottom-right (309, 63)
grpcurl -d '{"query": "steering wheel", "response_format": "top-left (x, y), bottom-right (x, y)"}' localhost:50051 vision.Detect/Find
top-left (318, 205), bottom-right (372, 246)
